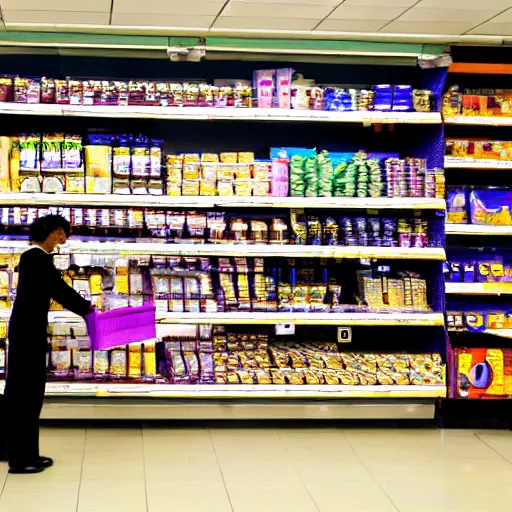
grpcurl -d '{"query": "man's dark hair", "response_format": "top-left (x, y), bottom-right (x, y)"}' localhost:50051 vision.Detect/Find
top-left (29, 214), bottom-right (71, 242)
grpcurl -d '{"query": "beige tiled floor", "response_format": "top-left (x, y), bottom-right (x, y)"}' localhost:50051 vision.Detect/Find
top-left (1, 425), bottom-right (512, 512)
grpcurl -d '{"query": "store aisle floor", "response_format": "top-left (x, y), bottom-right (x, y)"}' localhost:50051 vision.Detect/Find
top-left (1, 425), bottom-right (512, 512)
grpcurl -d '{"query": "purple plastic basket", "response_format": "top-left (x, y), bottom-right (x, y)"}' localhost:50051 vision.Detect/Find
top-left (85, 304), bottom-right (156, 351)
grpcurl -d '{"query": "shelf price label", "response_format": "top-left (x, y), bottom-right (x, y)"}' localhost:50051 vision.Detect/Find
top-left (275, 322), bottom-right (295, 336)
top-left (337, 327), bottom-right (352, 343)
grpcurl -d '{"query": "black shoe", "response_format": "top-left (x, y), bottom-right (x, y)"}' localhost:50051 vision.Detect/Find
top-left (37, 456), bottom-right (53, 468)
top-left (8, 465), bottom-right (45, 474)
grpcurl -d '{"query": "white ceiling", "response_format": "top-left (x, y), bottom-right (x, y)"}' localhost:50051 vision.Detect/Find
top-left (1, 0), bottom-right (512, 38)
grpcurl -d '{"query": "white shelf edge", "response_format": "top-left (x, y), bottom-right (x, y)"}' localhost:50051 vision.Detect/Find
top-left (449, 328), bottom-right (512, 339)
top-left (446, 224), bottom-right (512, 236)
top-left (0, 310), bottom-right (444, 327)
top-left (0, 103), bottom-right (442, 124)
top-left (0, 239), bottom-right (446, 261)
top-left (444, 116), bottom-right (512, 126)
top-left (0, 381), bottom-right (446, 399)
top-left (444, 158), bottom-right (512, 170)
top-left (155, 312), bottom-right (444, 326)
top-left (0, 193), bottom-right (446, 210)
top-left (445, 283), bottom-right (512, 295)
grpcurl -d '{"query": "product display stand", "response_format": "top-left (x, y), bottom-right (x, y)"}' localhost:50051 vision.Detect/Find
top-left (0, 51), bottom-right (451, 420)
top-left (444, 59), bottom-right (512, 401)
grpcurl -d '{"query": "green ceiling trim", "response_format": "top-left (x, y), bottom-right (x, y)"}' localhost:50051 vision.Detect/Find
top-left (0, 31), bottom-right (168, 48)
top-left (0, 31), bottom-right (446, 57)
top-left (205, 38), bottom-right (445, 56)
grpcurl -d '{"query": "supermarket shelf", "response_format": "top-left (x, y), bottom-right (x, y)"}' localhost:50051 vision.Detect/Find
top-left (36, 382), bottom-right (446, 399)
top-left (444, 158), bottom-right (512, 170)
top-left (156, 312), bottom-right (444, 326)
top-left (0, 239), bottom-right (447, 261)
top-left (485, 329), bottom-right (512, 339)
top-left (0, 310), bottom-right (444, 327)
top-left (445, 282), bottom-right (512, 295)
top-left (449, 328), bottom-right (512, 339)
top-left (444, 116), bottom-right (512, 126)
top-left (39, 400), bottom-right (436, 420)
top-left (0, 193), bottom-right (447, 211)
top-left (0, 309), bottom-right (80, 322)
top-left (446, 224), bottom-right (512, 236)
top-left (0, 102), bottom-right (442, 124)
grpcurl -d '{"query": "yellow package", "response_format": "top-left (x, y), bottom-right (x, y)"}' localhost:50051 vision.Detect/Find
top-left (85, 145), bottom-right (112, 194)
top-left (235, 164), bottom-right (251, 180)
top-left (237, 152), bottom-right (254, 163)
top-left (89, 274), bottom-right (103, 296)
top-left (9, 137), bottom-right (20, 192)
top-left (200, 181), bottom-right (216, 196)
top-left (182, 180), bottom-right (200, 196)
top-left (144, 343), bottom-right (156, 377)
top-left (220, 152), bottom-right (237, 163)
top-left (110, 349), bottom-right (127, 377)
top-left (128, 345), bottom-right (142, 378)
top-left (0, 320), bottom-right (7, 339)
top-left (115, 273), bottom-right (129, 295)
top-left (201, 153), bottom-right (219, 163)
top-left (487, 312), bottom-right (506, 329)
top-left (0, 137), bottom-right (11, 192)
top-left (167, 183), bottom-right (181, 196)
top-left (183, 154), bottom-right (200, 179)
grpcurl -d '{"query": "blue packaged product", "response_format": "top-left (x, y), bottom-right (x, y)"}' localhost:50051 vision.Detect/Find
top-left (448, 261), bottom-right (462, 282)
top-left (478, 261), bottom-right (492, 283)
top-left (392, 85), bottom-right (413, 112)
top-left (465, 312), bottom-right (486, 332)
top-left (373, 84), bottom-right (393, 111)
top-left (463, 262), bottom-right (476, 283)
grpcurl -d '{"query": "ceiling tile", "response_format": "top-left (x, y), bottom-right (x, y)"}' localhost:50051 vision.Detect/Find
top-left (329, 5), bottom-right (407, 20)
top-left (316, 19), bottom-right (386, 31)
top-left (220, 1), bottom-right (332, 19)
top-left (237, 0), bottom-right (340, 4)
top-left (380, 20), bottom-right (476, 34)
top-left (342, 0), bottom-right (417, 6)
top-left (113, 0), bottom-right (224, 15)
top-left (0, 0), bottom-right (109, 11)
top-left (111, 12), bottom-right (215, 26)
top-left (468, 21), bottom-right (512, 35)
top-left (398, 7), bottom-right (501, 23)
top-left (486, 7), bottom-right (512, 22)
top-left (213, 16), bottom-right (317, 30)
top-left (2, 10), bottom-right (110, 23)
top-left (417, 0), bottom-right (512, 8)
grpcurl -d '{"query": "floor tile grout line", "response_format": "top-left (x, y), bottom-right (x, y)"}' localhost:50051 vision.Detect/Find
top-left (339, 430), bottom-right (401, 512)
top-left (473, 432), bottom-right (512, 465)
top-left (76, 427), bottom-right (88, 512)
top-left (275, 430), bottom-right (321, 512)
top-left (141, 424), bottom-right (149, 512)
top-left (0, 465), bottom-right (7, 497)
top-left (206, 427), bottom-right (235, 512)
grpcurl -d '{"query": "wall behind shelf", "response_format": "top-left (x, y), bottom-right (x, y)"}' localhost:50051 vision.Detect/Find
top-left (0, 54), bottom-right (424, 88)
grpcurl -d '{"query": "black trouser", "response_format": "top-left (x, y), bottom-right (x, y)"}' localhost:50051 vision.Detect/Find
top-left (4, 336), bottom-right (47, 467)
top-left (0, 394), bottom-right (6, 461)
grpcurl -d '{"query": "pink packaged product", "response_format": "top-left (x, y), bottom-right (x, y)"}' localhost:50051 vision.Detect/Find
top-left (253, 70), bottom-right (274, 109)
top-left (271, 158), bottom-right (289, 197)
top-left (275, 68), bottom-right (293, 109)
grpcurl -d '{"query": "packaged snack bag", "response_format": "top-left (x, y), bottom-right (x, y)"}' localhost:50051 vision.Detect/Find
top-left (85, 145), bottom-right (112, 194)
